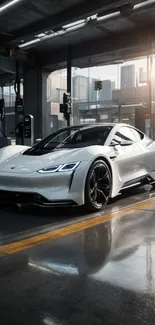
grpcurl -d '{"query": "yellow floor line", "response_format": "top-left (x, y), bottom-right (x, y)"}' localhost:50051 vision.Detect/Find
top-left (0, 198), bottom-right (155, 255)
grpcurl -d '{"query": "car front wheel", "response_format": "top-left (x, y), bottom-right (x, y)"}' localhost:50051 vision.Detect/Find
top-left (85, 160), bottom-right (112, 212)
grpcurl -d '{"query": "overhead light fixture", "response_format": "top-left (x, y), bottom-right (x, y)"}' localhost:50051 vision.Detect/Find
top-left (64, 22), bottom-right (86, 32)
top-left (63, 19), bottom-right (85, 29)
top-left (134, 0), bottom-right (155, 10)
top-left (0, 0), bottom-right (23, 13)
top-left (18, 10), bottom-right (121, 49)
top-left (97, 11), bottom-right (120, 22)
top-left (63, 14), bottom-right (98, 29)
top-left (36, 32), bottom-right (47, 38)
top-left (19, 38), bottom-right (40, 48)
top-left (87, 13), bottom-right (98, 21)
top-left (18, 23), bottom-right (84, 49)
top-left (19, 30), bottom-right (66, 48)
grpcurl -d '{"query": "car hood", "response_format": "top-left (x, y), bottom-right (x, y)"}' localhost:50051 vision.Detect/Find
top-left (0, 146), bottom-right (112, 174)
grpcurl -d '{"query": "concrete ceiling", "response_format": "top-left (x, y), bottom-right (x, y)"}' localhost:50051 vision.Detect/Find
top-left (0, 0), bottom-right (154, 84)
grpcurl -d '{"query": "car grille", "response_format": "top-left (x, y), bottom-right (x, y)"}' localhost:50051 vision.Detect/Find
top-left (0, 190), bottom-right (38, 204)
top-left (0, 190), bottom-right (76, 207)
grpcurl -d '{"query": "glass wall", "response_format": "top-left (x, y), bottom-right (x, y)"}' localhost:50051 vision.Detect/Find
top-left (71, 58), bottom-right (149, 129)
top-left (49, 58), bottom-right (150, 133)
top-left (2, 84), bottom-right (16, 107)
top-left (0, 81), bottom-right (23, 140)
top-left (1, 81), bottom-right (23, 108)
top-left (3, 59), bottom-right (151, 137)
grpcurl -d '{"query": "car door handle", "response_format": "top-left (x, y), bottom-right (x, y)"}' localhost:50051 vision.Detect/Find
top-left (110, 155), bottom-right (117, 160)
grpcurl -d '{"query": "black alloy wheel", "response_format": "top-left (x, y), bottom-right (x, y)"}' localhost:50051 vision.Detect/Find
top-left (85, 160), bottom-right (112, 212)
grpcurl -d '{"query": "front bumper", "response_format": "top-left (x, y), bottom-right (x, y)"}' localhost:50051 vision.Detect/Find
top-left (0, 161), bottom-right (90, 207)
top-left (0, 190), bottom-right (77, 207)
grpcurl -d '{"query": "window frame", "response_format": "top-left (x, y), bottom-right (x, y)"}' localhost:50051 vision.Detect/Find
top-left (110, 125), bottom-right (144, 146)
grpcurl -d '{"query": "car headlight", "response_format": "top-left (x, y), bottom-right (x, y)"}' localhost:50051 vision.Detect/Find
top-left (38, 162), bottom-right (80, 173)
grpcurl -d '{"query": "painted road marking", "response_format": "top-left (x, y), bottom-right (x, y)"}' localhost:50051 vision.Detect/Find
top-left (0, 198), bottom-right (155, 255)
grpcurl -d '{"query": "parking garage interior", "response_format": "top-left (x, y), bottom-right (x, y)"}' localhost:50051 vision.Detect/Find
top-left (1, 0), bottom-right (155, 324)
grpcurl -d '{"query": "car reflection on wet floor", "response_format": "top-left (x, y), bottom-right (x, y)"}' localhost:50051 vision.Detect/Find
top-left (0, 187), bottom-right (155, 324)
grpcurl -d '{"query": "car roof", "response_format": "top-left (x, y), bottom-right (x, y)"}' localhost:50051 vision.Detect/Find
top-left (54, 123), bottom-right (138, 135)
top-left (68, 123), bottom-right (115, 129)
top-left (66, 123), bottom-right (130, 131)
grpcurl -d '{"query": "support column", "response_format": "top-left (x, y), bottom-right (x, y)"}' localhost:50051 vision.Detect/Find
top-left (23, 66), bottom-right (50, 140)
top-left (67, 47), bottom-right (72, 127)
top-left (147, 36), bottom-right (153, 138)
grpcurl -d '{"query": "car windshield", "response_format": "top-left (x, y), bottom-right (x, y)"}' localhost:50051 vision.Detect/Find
top-left (23, 126), bottom-right (112, 156)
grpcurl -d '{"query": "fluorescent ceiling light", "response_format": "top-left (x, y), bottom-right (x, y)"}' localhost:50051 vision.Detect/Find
top-left (87, 13), bottom-right (98, 21)
top-left (36, 32), bottom-right (47, 38)
top-left (97, 11), bottom-right (120, 22)
top-left (65, 22), bottom-right (86, 32)
top-left (63, 19), bottom-right (85, 29)
top-left (19, 38), bottom-right (40, 48)
top-left (18, 10), bottom-right (120, 49)
top-left (0, 0), bottom-right (23, 13)
top-left (63, 14), bottom-right (97, 29)
top-left (44, 30), bottom-right (65, 39)
top-left (19, 30), bottom-right (66, 48)
top-left (134, 0), bottom-right (155, 10)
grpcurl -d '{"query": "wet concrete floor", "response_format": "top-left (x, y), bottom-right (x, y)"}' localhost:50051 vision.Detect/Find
top-left (0, 185), bottom-right (154, 243)
top-left (0, 186), bottom-right (155, 324)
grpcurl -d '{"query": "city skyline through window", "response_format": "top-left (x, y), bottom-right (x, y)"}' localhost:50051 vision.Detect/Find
top-left (57, 57), bottom-right (147, 89)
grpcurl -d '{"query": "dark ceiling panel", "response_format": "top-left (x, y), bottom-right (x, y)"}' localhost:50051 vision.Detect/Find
top-left (29, 27), bottom-right (107, 53)
top-left (102, 17), bottom-right (135, 31)
top-left (0, 0), bottom-right (84, 34)
top-left (2, 0), bottom-right (132, 43)
top-left (132, 7), bottom-right (155, 23)
top-left (0, 0), bottom-right (155, 78)
top-left (39, 27), bottom-right (148, 68)
top-left (25, 15), bottom-right (137, 55)
top-left (0, 8), bottom-right (44, 32)
top-left (30, 0), bottom-right (84, 16)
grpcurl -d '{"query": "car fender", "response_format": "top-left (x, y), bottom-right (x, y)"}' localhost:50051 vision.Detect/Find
top-left (70, 152), bottom-right (121, 204)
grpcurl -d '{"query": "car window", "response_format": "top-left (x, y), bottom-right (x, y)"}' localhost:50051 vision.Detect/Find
top-left (112, 127), bottom-right (134, 144)
top-left (130, 128), bottom-right (143, 142)
top-left (58, 126), bottom-right (112, 148)
top-left (45, 129), bottom-right (77, 148)
top-left (23, 126), bottom-right (113, 155)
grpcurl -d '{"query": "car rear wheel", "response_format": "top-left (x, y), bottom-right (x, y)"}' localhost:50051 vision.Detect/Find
top-left (85, 160), bottom-right (112, 212)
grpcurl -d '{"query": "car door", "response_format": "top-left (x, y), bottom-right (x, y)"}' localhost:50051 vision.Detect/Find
top-left (110, 126), bottom-right (145, 185)
top-left (135, 129), bottom-right (155, 178)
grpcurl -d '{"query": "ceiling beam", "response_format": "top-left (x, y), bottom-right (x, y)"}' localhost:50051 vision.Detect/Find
top-left (40, 27), bottom-right (151, 69)
top-left (7, 0), bottom-right (135, 45)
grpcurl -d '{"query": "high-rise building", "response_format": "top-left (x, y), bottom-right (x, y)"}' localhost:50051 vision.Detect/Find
top-left (139, 67), bottom-right (147, 84)
top-left (72, 75), bottom-right (88, 102)
top-left (121, 64), bottom-right (136, 89)
top-left (99, 80), bottom-right (115, 101)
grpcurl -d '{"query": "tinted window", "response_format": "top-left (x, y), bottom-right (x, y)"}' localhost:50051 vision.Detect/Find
top-left (24, 126), bottom-right (112, 156)
top-left (130, 128), bottom-right (143, 142)
top-left (44, 129), bottom-right (77, 149)
top-left (57, 126), bottom-right (112, 149)
top-left (112, 127), bottom-right (134, 144)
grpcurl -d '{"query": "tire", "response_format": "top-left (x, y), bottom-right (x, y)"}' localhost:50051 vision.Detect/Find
top-left (84, 159), bottom-right (112, 212)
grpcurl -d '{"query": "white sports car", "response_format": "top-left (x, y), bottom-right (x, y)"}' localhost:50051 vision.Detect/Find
top-left (0, 123), bottom-right (154, 212)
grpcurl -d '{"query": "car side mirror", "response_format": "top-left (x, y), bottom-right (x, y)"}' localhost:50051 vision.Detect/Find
top-left (110, 140), bottom-right (121, 147)
top-left (120, 140), bottom-right (133, 146)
